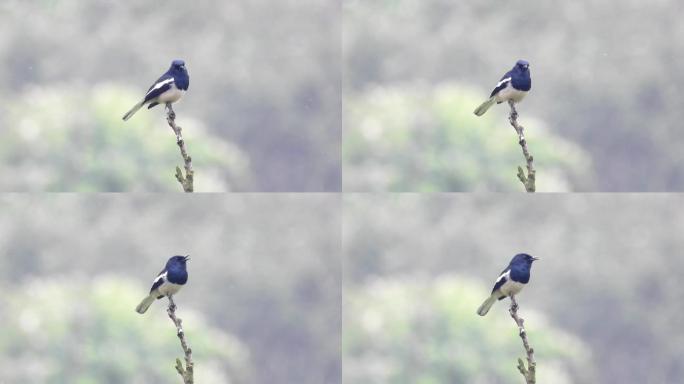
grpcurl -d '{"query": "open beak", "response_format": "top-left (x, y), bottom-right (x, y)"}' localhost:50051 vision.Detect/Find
top-left (184, 255), bottom-right (191, 261)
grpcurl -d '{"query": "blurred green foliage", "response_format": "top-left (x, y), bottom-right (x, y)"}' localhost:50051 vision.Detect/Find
top-left (0, 276), bottom-right (251, 383)
top-left (1, 84), bottom-right (249, 191)
top-left (344, 84), bottom-right (590, 191)
top-left (344, 194), bottom-right (684, 383)
top-left (0, 195), bottom-right (341, 384)
top-left (344, 0), bottom-right (684, 191)
top-left (0, 0), bottom-right (340, 191)
top-left (344, 276), bottom-right (593, 384)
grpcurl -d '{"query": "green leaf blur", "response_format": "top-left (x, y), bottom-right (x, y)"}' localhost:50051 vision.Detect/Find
top-left (344, 275), bottom-right (594, 383)
top-left (0, 276), bottom-right (251, 383)
top-left (344, 84), bottom-right (590, 191)
top-left (1, 85), bottom-right (249, 192)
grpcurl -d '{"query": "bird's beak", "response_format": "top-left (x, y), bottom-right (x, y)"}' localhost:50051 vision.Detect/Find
top-left (184, 255), bottom-right (191, 261)
top-left (532, 256), bottom-right (540, 261)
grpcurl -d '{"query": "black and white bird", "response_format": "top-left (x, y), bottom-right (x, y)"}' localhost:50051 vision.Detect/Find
top-left (477, 253), bottom-right (538, 316)
top-left (135, 255), bottom-right (190, 314)
top-left (474, 59), bottom-right (531, 116)
top-left (123, 59), bottom-right (190, 121)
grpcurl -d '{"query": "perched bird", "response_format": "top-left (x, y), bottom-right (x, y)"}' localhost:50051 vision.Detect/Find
top-left (136, 255), bottom-right (190, 314)
top-left (473, 59), bottom-right (531, 116)
top-left (477, 253), bottom-right (538, 316)
top-left (122, 59), bottom-right (190, 121)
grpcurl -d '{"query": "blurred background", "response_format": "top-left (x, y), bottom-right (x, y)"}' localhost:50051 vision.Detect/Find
top-left (343, 194), bottom-right (684, 383)
top-left (0, 0), bottom-right (341, 192)
top-left (343, 0), bottom-right (684, 191)
top-left (0, 194), bottom-right (341, 384)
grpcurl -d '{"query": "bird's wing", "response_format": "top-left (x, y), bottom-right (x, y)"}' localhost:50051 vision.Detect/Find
top-left (491, 269), bottom-right (510, 293)
top-left (489, 70), bottom-right (513, 98)
top-left (149, 271), bottom-right (168, 293)
top-left (143, 74), bottom-right (175, 103)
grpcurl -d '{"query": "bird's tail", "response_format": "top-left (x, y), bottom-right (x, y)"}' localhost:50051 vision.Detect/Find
top-left (473, 97), bottom-right (496, 116)
top-left (135, 294), bottom-right (157, 314)
top-left (477, 294), bottom-right (498, 316)
top-left (122, 100), bottom-right (145, 121)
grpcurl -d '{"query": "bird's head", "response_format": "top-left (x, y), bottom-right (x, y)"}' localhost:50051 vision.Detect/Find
top-left (511, 253), bottom-right (538, 266)
top-left (168, 255), bottom-right (190, 266)
top-left (515, 59), bottom-right (530, 71)
top-left (171, 59), bottom-right (187, 72)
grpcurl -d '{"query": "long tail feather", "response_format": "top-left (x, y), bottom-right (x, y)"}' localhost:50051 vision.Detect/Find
top-left (122, 101), bottom-right (145, 121)
top-left (135, 294), bottom-right (156, 314)
top-left (477, 295), bottom-right (498, 316)
top-left (473, 97), bottom-right (496, 116)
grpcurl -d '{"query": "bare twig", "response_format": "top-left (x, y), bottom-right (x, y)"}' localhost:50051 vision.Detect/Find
top-left (507, 101), bottom-right (535, 192)
top-left (509, 295), bottom-right (536, 384)
top-left (167, 296), bottom-right (194, 384)
top-left (165, 104), bottom-right (194, 192)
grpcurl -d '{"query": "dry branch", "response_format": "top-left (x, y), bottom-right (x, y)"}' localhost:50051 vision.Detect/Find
top-left (165, 104), bottom-right (194, 192)
top-left (507, 101), bottom-right (535, 192)
top-left (167, 296), bottom-right (194, 384)
top-left (509, 295), bottom-right (536, 384)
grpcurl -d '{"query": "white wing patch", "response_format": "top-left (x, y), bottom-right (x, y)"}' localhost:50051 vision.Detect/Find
top-left (153, 271), bottom-right (167, 284)
top-left (145, 78), bottom-right (175, 97)
top-left (496, 77), bottom-right (511, 88)
top-left (495, 270), bottom-right (510, 284)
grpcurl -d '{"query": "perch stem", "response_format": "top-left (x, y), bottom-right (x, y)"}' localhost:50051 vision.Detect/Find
top-left (165, 104), bottom-right (194, 192)
top-left (167, 296), bottom-right (194, 384)
top-left (509, 295), bottom-right (536, 384)
top-left (508, 101), bottom-right (536, 192)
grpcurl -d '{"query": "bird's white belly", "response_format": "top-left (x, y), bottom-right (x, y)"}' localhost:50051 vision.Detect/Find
top-left (496, 87), bottom-right (527, 103)
top-left (500, 280), bottom-right (525, 297)
top-left (158, 88), bottom-right (184, 104)
top-left (158, 282), bottom-right (183, 297)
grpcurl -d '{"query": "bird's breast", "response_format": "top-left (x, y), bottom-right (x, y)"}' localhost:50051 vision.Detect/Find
top-left (511, 73), bottom-right (531, 92)
top-left (496, 86), bottom-right (528, 103)
top-left (158, 281), bottom-right (184, 296)
top-left (499, 279), bottom-right (525, 296)
top-left (157, 87), bottom-right (184, 104)
top-left (166, 267), bottom-right (188, 284)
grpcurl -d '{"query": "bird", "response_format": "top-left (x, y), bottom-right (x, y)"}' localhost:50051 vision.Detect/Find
top-left (122, 59), bottom-right (190, 121)
top-left (136, 255), bottom-right (190, 314)
top-left (473, 59), bottom-right (531, 116)
top-left (477, 253), bottom-right (538, 316)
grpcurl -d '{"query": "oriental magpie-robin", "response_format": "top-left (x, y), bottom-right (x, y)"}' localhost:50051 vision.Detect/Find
top-left (123, 59), bottom-right (190, 121)
top-left (136, 255), bottom-right (190, 314)
top-left (474, 59), bottom-right (531, 116)
top-left (477, 253), bottom-right (538, 316)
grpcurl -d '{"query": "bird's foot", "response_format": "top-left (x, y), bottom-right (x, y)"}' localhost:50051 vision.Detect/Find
top-left (507, 100), bottom-right (519, 120)
top-left (509, 296), bottom-right (519, 312)
top-left (168, 296), bottom-right (177, 311)
top-left (166, 103), bottom-right (176, 120)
